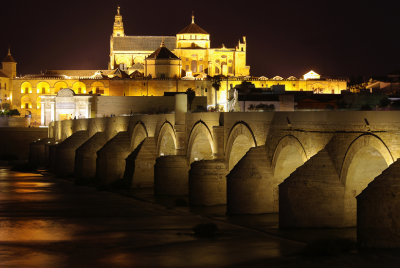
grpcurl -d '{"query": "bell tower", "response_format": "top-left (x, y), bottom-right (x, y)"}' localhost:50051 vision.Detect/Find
top-left (2, 48), bottom-right (17, 78)
top-left (113, 6), bottom-right (125, 37)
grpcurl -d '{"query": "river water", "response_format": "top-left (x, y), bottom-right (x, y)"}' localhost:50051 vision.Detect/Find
top-left (0, 167), bottom-right (304, 267)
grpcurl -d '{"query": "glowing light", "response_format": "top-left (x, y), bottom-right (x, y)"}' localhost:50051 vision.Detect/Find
top-left (303, 70), bottom-right (320, 80)
top-left (160, 153), bottom-right (165, 156)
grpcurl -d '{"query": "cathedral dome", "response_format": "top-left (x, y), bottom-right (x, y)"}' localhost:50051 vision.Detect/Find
top-left (178, 15), bottom-right (208, 34)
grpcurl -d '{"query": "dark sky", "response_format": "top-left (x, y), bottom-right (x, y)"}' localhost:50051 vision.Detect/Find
top-left (1, 0), bottom-right (399, 78)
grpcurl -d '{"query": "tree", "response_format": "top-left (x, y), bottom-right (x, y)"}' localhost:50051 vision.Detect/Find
top-left (212, 77), bottom-right (221, 111)
top-left (186, 88), bottom-right (196, 111)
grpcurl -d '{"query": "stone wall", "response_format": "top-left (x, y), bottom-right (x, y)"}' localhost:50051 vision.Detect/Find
top-left (92, 96), bottom-right (206, 117)
top-left (0, 127), bottom-right (47, 160)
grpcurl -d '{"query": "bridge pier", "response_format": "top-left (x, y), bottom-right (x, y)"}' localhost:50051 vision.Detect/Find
top-left (154, 155), bottom-right (189, 195)
top-left (227, 146), bottom-right (275, 214)
top-left (29, 138), bottom-right (54, 167)
top-left (74, 132), bottom-right (107, 181)
top-left (279, 148), bottom-right (346, 228)
top-left (189, 160), bottom-right (228, 206)
top-left (96, 131), bottom-right (131, 185)
top-left (55, 130), bottom-right (90, 177)
top-left (48, 143), bottom-right (58, 172)
top-left (357, 160), bottom-right (400, 248)
top-left (124, 137), bottom-right (157, 188)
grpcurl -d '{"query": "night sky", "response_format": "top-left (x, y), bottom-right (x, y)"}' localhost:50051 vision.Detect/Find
top-left (1, 0), bottom-right (399, 78)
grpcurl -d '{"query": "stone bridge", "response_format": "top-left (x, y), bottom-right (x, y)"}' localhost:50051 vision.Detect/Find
top-left (30, 95), bottom-right (400, 248)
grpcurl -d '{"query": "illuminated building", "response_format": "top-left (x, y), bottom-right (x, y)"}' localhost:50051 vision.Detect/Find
top-left (2, 6), bottom-right (347, 125)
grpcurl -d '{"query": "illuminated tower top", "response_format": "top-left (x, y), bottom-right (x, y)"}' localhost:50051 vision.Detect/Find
top-left (113, 6), bottom-right (125, 37)
top-left (176, 13), bottom-right (210, 49)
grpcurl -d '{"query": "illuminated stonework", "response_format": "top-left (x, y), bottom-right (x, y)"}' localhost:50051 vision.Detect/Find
top-left (109, 8), bottom-right (250, 77)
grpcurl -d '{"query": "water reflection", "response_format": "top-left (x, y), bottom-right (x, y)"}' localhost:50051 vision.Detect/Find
top-left (0, 168), bottom-right (304, 267)
top-left (0, 219), bottom-right (74, 241)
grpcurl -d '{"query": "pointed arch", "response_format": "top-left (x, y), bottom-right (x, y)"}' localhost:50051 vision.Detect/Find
top-left (130, 121), bottom-right (148, 150)
top-left (156, 121), bottom-right (177, 156)
top-left (225, 121), bottom-right (256, 171)
top-left (187, 120), bottom-right (214, 163)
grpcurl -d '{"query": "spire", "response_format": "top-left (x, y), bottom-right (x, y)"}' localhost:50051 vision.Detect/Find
top-left (191, 11), bottom-right (195, 24)
top-left (113, 5), bottom-right (125, 37)
top-left (3, 47), bottom-right (16, 63)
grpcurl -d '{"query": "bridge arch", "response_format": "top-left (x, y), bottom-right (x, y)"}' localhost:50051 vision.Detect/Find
top-left (272, 135), bottom-right (308, 211)
top-left (340, 133), bottom-right (394, 225)
top-left (130, 121), bottom-right (148, 150)
top-left (225, 122), bottom-right (256, 171)
top-left (157, 121), bottom-right (177, 156)
top-left (187, 121), bottom-right (214, 163)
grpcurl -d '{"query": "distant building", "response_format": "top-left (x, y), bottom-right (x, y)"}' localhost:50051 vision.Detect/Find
top-left (2, 7), bottom-right (348, 125)
top-left (0, 49), bottom-right (14, 109)
top-left (109, 7), bottom-right (250, 77)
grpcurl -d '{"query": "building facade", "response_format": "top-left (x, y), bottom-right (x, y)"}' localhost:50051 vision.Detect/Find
top-left (2, 7), bottom-right (347, 126)
top-left (109, 8), bottom-right (250, 77)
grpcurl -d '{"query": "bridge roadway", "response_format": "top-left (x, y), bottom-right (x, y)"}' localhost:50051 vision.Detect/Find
top-left (32, 95), bottom-right (400, 247)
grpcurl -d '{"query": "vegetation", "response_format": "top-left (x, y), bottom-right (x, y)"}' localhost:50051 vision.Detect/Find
top-left (186, 88), bottom-right (196, 110)
top-left (248, 103), bottom-right (275, 111)
top-left (0, 109), bottom-right (20, 116)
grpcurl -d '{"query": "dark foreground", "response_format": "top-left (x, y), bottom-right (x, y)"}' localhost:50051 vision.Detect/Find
top-left (0, 168), bottom-right (399, 267)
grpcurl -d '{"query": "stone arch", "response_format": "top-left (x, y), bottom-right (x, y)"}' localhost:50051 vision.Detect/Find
top-left (225, 122), bottom-right (257, 171)
top-left (157, 121), bottom-right (177, 156)
top-left (20, 81), bottom-right (32, 94)
top-left (187, 121), bottom-right (214, 163)
top-left (272, 135), bottom-right (308, 211)
top-left (72, 81), bottom-right (86, 94)
top-left (90, 81), bottom-right (105, 94)
top-left (54, 81), bottom-right (68, 94)
top-left (130, 121), bottom-right (148, 150)
top-left (36, 81), bottom-right (51, 94)
top-left (21, 95), bottom-right (32, 109)
top-left (340, 133), bottom-right (394, 226)
top-left (272, 135), bottom-right (308, 182)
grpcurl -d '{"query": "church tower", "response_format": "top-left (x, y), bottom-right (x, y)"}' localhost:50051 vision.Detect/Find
top-left (2, 48), bottom-right (17, 78)
top-left (113, 6), bottom-right (125, 37)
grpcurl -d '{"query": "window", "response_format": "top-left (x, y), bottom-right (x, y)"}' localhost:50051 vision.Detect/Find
top-left (199, 65), bottom-right (203, 72)
top-left (42, 88), bottom-right (45, 94)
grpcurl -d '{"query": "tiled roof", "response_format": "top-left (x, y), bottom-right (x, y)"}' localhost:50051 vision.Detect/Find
top-left (2, 49), bottom-right (16, 63)
top-left (178, 22), bottom-right (208, 34)
top-left (113, 36), bottom-right (176, 51)
top-left (44, 70), bottom-right (112, 76)
top-left (147, 45), bottom-right (179, 60)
